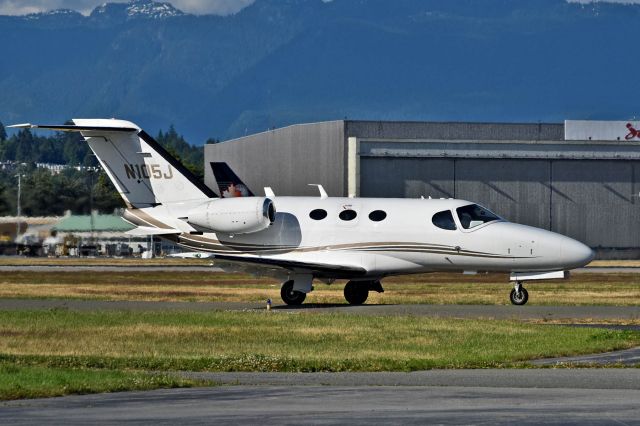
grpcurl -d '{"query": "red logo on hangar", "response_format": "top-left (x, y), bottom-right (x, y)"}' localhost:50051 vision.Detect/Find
top-left (625, 123), bottom-right (640, 140)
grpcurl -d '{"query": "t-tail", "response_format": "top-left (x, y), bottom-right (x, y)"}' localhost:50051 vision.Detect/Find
top-left (211, 162), bottom-right (254, 198)
top-left (10, 119), bottom-right (217, 209)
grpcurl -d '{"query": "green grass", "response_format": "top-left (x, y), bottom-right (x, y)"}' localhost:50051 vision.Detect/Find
top-left (0, 310), bottom-right (637, 372)
top-left (0, 363), bottom-right (209, 400)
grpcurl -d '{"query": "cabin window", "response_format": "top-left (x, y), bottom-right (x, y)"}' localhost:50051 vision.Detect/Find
top-left (339, 209), bottom-right (357, 221)
top-left (309, 209), bottom-right (328, 220)
top-left (368, 210), bottom-right (387, 222)
top-left (432, 210), bottom-right (457, 231)
top-left (456, 204), bottom-right (500, 229)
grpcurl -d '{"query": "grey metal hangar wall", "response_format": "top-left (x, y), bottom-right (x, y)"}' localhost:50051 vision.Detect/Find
top-left (205, 120), bottom-right (640, 259)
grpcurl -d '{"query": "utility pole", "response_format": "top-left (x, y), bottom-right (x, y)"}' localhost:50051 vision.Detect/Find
top-left (89, 169), bottom-right (95, 241)
top-left (15, 174), bottom-right (21, 250)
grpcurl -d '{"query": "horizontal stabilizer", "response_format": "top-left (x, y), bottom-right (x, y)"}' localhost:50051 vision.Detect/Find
top-left (8, 123), bottom-right (138, 132)
top-left (125, 227), bottom-right (181, 236)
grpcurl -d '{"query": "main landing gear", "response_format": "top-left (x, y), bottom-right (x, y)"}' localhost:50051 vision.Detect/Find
top-left (344, 280), bottom-right (384, 305)
top-left (279, 278), bottom-right (384, 306)
top-left (280, 280), bottom-right (306, 305)
top-left (510, 281), bottom-right (529, 306)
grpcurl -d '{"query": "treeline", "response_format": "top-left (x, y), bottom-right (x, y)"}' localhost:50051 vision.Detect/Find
top-left (0, 121), bottom-right (213, 216)
top-left (0, 167), bottom-right (122, 216)
top-left (156, 125), bottom-right (209, 179)
top-left (0, 122), bottom-right (208, 177)
top-left (0, 127), bottom-right (95, 166)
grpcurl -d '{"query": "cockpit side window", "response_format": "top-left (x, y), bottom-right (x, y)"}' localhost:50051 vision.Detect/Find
top-left (432, 210), bottom-right (457, 231)
top-left (456, 204), bottom-right (499, 229)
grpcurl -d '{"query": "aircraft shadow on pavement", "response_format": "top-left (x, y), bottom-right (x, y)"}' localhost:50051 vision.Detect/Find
top-left (267, 303), bottom-right (396, 310)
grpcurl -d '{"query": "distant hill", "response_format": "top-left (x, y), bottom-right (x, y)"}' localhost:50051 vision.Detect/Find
top-left (1, 0), bottom-right (638, 144)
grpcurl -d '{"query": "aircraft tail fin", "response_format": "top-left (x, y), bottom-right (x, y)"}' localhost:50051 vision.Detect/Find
top-left (10, 119), bottom-right (217, 208)
top-left (210, 162), bottom-right (254, 197)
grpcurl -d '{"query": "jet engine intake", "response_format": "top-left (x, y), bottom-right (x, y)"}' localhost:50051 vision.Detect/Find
top-left (186, 197), bottom-right (275, 234)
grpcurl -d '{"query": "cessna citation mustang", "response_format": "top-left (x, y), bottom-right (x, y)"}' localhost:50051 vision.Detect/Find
top-left (10, 119), bottom-right (595, 306)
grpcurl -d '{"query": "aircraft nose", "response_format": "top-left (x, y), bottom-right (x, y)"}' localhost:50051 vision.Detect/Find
top-left (561, 237), bottom-right (594, 269)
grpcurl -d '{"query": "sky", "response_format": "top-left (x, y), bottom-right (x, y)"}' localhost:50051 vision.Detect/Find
top-left (0, 0), bottom-right (637, 16)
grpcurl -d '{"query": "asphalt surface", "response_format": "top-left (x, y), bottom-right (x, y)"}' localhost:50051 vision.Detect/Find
top-left (534, 345), bottom-right (640, 366)
top-left (1, 298), bottom-right (639, 321)
top-left (3, 370), bottom-right (640, 425)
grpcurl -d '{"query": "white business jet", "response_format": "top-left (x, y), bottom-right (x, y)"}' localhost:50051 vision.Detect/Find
top-left (10, 119), bottom-right (594, 306)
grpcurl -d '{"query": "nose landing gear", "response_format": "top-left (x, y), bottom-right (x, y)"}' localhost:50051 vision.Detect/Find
top-left (510, 281), bottom-right (529, 306)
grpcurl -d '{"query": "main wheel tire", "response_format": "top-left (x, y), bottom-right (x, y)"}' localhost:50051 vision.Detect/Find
top-left (510, 287), bottom-right (529, 306)
top-left (280, 280), bottom-right (306, 305)
top-left (344, 281), bottom-right (369, 305)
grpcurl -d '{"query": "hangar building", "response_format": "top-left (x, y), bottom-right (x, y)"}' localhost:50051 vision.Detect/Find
top-left (204, 120), bottom-right (640, 259)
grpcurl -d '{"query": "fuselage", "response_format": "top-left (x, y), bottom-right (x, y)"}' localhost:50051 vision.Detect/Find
top-left (129, 196), bottom-right (594, 279)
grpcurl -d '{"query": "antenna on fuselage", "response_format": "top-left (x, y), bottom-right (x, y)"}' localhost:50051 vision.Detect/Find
top-left (264, 187), bottom-right (275, 197)
top-left (308, 184), bottom-right (328, 199)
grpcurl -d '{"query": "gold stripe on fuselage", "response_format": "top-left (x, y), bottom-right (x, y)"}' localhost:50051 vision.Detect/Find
top-left (176, 234), bottom-right (533, 260)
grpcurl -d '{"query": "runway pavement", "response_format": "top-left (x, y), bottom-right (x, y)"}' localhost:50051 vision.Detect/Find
top-left (2, 370), bottom-right (640, 425)
top-left (1, 298), bottom-right (638, 321)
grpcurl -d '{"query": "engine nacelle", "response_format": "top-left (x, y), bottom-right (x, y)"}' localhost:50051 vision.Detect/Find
top-left (186, 197), bottom-right (276, 234)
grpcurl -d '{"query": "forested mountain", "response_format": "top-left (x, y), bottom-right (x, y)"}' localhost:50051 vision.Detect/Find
top-left (1, 0), bottom-right (639, 143)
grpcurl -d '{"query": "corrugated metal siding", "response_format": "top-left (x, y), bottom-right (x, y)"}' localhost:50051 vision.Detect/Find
top-left (205, 121), bottom-right (346, 197)
top-left (551, 160), bottom-right (640, 250)
top-left (454, 159), bottom-right (551, 229)
top-left (360, 158), bottom-right (455, 198)
top-left (360, 158), bottom-right (551, 228)
top-left (347, 121), bottom-right (564, 141)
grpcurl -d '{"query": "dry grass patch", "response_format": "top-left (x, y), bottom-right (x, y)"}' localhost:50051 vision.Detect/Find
top-left (588, 260), bottom-right (640, 267)
top-left (0, 271), bottom-right (639, 305)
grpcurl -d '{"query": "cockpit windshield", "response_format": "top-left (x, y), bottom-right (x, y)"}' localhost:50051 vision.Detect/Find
top-left (456, 204), bottom-right (500, 229)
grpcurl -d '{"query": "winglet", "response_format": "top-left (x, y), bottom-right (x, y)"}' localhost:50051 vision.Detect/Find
top-left (125, 227), bottom-right (181, 236)
top-left (168, 252), bottom-right (215, 259)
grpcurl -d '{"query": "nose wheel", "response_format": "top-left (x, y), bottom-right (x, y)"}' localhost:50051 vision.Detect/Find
top-left (510, 281), bottom-right (529, 306)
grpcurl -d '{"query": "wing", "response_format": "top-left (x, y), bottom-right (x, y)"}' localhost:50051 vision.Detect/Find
top-left (125, 227), bottom-right (181, 236)
top-left (170, 252), bottom-right (367, 278)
